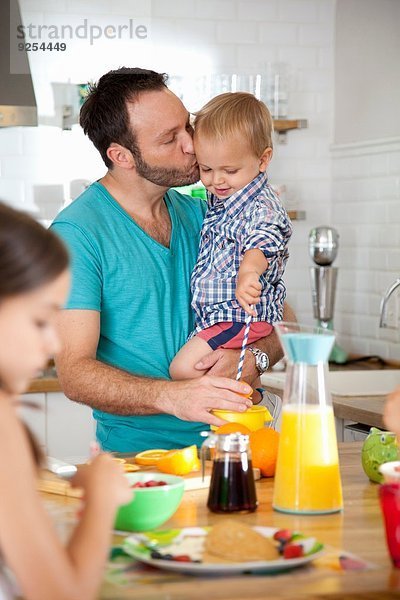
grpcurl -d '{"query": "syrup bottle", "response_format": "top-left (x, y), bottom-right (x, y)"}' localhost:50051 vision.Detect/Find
top-left (201, 432), bottom-right (257, 513)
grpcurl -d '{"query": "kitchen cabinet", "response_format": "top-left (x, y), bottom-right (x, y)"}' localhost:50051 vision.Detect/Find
top-left (335, 417), bottom-right (371, 442)
top-left (20, 391), bottom-right (95, 463)
top-left (46, 392), bottom-right (95, 463)
top-left (18, 393), bottom-right (46, 450)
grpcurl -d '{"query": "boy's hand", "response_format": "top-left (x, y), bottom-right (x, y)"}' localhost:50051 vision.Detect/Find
top-left (236, 271), bottom-right (261, 316)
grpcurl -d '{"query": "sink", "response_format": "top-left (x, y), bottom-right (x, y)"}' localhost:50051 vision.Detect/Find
top-left (261, 370), bottom-right (400, 397)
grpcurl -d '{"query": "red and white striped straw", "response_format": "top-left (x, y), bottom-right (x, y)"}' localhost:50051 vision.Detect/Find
top-left (236, 308), bottom-right (253, 381)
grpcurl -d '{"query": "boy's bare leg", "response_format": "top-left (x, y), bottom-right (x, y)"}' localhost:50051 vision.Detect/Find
top-left (169, 336), bottom-right (213, 380)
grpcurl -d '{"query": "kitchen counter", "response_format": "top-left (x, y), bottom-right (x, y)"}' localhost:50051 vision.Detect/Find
top-left (27, 357), bottom-right (397, 395)
top-left (27, 376), bottom-right (61, 393)
top-left (27, 364), bottom-right (61, 393)
top-left (262, 363), bottom-right (400, 433)
top-left (333, 395), bottom-right (385, 429)
top-left (42, 443), bottom-right (399, 599)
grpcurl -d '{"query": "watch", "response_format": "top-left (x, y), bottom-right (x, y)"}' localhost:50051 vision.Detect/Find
top-left (247, 346), bottom-right (270, 375)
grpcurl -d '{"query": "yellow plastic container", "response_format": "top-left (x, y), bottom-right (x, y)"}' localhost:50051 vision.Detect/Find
top-left (210, 405), bottom-right (272, 431)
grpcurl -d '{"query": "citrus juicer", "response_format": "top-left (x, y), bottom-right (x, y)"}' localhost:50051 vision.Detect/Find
top-left (309, 226), bottom-right (348, 364)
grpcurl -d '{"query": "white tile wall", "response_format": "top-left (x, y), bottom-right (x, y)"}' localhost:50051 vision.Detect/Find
top-left (332, 139), bottom-right (400, 358)
top-left (1, 0), bottom-right (337, 348)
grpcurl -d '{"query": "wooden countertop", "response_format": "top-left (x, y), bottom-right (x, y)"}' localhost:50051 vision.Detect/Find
top-left (42, 443), bottom-right (400, 599)
top-left (27, 358), bottom-right (398, 395)
top-left (27, 376), bottom-right (61, 393)
top-left (263, 362), bottom-right (400, 428)
top-left (262, 376), bottom-right (387, 429)
top-left (333, 395), bottom-right (385, 428)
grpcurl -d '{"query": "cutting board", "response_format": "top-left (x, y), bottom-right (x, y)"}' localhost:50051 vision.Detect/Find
top-left (38, 462), bottom-right (260, 498)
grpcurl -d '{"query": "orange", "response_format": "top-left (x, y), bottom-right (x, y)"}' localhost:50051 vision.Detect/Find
top-left (215, 422), bottom-right (251, 435)
top-left (249, 428), bottom-right (280, 477)
top-left (134, 449), bottom-right (169, 466)
top-left (157, 444), bottom-right (200, 476)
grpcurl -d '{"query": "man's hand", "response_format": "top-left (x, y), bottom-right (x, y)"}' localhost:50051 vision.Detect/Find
top-left (236, 271), bottom-right (260, 316)
top-left (193, 348), bottom-right (258, 384)
top-left (162, 375), bottom-right (253, 428)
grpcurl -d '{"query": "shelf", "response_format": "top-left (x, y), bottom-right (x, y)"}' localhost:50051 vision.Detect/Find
top-left (273, 119), bottom-right (308, 132)
top-left (287, 210), bottom-right (306, 221)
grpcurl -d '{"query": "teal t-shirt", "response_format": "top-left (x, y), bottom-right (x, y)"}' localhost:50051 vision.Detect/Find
top-left (51, 182), bottom-right (207, 452)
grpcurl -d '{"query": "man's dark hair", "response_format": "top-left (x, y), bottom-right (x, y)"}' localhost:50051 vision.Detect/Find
top-left (79, 67), bottom-right (168, 168)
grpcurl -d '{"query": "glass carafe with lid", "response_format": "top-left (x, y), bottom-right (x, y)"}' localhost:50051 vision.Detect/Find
top-left (272, 322), bottom-right (343, 514)
top-left (201, 432), bottom-right (258, 513)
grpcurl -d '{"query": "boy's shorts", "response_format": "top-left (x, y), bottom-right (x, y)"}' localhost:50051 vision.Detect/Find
top-left (196, 321), bottom-right (273, 351)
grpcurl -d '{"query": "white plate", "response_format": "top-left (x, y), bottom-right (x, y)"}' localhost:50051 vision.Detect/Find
top-left (122, 526), bottom-right (324, 575)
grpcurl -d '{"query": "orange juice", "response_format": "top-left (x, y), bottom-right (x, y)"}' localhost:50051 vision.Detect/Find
top-left (273, 404), bottom-right (343, 514)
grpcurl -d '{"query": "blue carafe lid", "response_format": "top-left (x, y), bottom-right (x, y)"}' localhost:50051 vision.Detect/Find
top-left (280, 332), bottom-right (334, 364)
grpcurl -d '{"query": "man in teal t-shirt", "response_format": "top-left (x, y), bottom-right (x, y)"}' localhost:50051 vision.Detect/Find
top-left (51, 68), bottom-right (280, 453)
top-left (52, 183), bottom-right (211, 450)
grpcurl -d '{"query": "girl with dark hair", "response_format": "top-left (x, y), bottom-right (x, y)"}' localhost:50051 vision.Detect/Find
top-left (0, 202), bottom-right (131, 599)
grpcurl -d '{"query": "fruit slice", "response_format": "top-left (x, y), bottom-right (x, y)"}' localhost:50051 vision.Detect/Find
top-left (123, 463), bottom-right (140, 472)
top-left (157, 445), bottom-right (200, 475)
top-left (134, 449), bottom-right (169, 466)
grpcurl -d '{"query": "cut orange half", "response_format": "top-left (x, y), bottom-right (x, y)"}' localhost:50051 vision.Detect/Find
top-left (157, 444), bottom-right (200, 476)
top-left (123, 463), bottom-right (140, 472)
top-left (134, 449), bottom-right (169, 466)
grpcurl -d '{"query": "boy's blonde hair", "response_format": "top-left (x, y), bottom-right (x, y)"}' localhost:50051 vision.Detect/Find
top-left (194, 92), bottom-right (273, 156)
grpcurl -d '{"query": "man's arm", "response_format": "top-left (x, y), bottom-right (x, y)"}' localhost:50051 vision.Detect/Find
top-left (55, 309), bottom-right (253, 427)
top-left (194, 302), bottom-right (297, 380)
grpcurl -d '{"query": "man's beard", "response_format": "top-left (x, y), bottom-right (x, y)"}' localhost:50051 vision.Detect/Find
top-left (133, 147), bottom-right (200, 187)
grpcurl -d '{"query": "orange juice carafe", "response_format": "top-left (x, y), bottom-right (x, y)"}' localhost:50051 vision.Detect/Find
top-left (272, 322), bottom-right (343, 514)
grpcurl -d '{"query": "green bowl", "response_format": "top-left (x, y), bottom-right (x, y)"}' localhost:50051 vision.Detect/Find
top-left (114, 472), bottom-right (185, 532)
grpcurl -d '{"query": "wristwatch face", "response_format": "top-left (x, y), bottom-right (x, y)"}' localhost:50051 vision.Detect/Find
top-left (257, 353), bottom-right (268, 372)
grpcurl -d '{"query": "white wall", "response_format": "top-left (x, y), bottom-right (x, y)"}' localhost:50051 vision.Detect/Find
top-left (335, 0), bottom-right (400, 144)
top-left (332, 0), bottom-right (400, 359)
top-left (0, 0), bottom-right (335, 328)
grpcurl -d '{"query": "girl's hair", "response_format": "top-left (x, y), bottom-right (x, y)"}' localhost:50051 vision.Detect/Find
top-left (0, 203), bottom-right (69, 468)
top-left (194, 92), bottom-right (274, 156)
top-left (0, 202), bottom-right (69, 300)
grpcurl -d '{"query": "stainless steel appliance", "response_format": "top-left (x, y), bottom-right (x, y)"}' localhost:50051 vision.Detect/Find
top-left (309, 226), bottom-right (348, 364)
top-left (0, 0), bottom-right (37, 127)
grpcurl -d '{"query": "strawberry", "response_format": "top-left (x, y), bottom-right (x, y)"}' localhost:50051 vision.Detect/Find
top-left (273, 529), bottom-right (293, 543)
top-left (283, 544), bottom-right (304, 559)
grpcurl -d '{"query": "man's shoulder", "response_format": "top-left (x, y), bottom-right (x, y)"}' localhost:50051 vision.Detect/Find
top-left (53, 182), bottom-right (106, 228)
top-left (167, 188), bottom-right (207, 219)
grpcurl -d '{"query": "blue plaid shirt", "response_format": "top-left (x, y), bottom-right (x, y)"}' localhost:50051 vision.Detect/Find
top-left (190, 172), bottom-right (292, 334)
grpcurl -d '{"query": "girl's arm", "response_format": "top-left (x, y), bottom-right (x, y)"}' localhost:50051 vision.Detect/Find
top-left (0, 395), bottom-right (130, 600)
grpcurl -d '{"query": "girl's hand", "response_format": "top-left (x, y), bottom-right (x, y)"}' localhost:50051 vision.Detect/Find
top-left (236, 271), bottom-right (261, 316)
top-left (71, 453), bottom-right (132, 508)
top-left (384, 387), bottom-right (400, 439)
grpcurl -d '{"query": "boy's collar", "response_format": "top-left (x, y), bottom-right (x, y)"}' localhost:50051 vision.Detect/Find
top-left (207, 171), bottom-right (268, 215)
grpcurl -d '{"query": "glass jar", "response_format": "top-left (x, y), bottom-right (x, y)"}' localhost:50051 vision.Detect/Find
top-left (201, 432), bottom-right (258, 513)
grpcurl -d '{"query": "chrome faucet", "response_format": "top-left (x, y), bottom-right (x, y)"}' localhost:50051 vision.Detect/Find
top-left (379, 278), bottom-right (400, 328)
